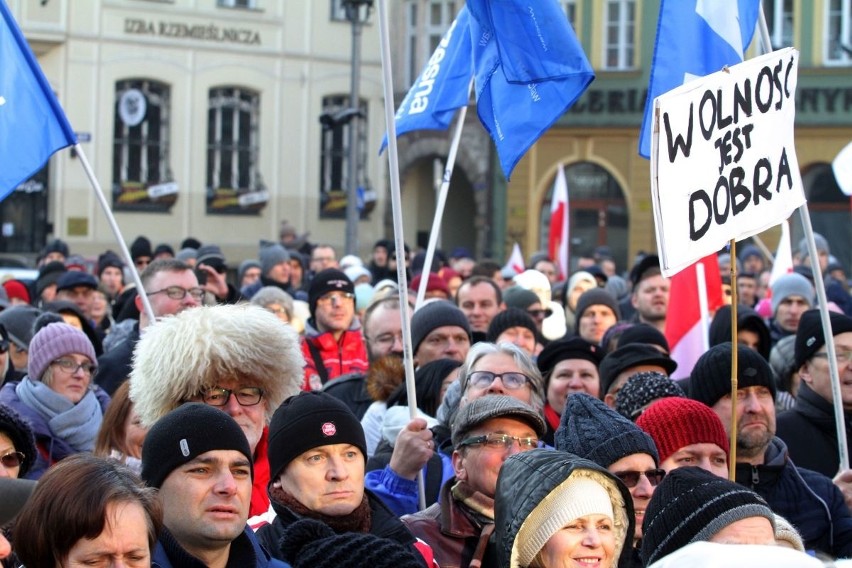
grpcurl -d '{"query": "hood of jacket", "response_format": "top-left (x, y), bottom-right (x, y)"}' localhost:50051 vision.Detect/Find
top-left (494, 448), bottom-right (634, 568)
top-left (708, 305), bottom-right (771, 359)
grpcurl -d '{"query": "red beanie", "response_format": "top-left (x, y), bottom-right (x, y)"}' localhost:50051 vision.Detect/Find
top-left (636, 397), bottom-right (729, 464)
top-left (2, 280), bottom-right (30, 305)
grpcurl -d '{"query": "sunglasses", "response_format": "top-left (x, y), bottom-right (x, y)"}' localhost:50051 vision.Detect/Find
top-left (1, 450), bottom-right (25, 469)
top-left (612, 468), bottom-right (666, 488)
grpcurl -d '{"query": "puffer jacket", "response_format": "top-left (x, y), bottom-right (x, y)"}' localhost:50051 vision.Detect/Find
top-left (735, 436), bottom-right (852, 558)
top-left (494, 449), bottom-right (635, 568)
top-left (300, 319), bottom-right (368, 391)
top-left (776, 383), bottom-right (852, 479)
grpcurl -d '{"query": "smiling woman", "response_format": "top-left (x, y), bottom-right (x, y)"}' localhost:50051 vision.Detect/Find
top-left (0, 322), bottom-right (110, 479)
top-left (13, 454), bottom-right (162, 568)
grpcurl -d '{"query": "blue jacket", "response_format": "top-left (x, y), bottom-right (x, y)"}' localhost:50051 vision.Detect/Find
top-left (365, 452), bottom-right (455, 517)
top-left (152, 525), bottom-right (288, 568)
top-left (735, 437), bottom-right (852, 558)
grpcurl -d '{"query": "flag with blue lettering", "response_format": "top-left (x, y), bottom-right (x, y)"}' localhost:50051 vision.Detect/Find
top-left (0, 1), bottom-right (77, 200)
top-left (379, 7), bottom-right (472, 153)
top-left (467, 0), bottom-right (595, 179)
top-left (638, 0), bottom-right (760, 159)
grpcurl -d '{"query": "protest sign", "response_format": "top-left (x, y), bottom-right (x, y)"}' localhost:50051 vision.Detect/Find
top-left (650, 47), bottom-right (805, 277)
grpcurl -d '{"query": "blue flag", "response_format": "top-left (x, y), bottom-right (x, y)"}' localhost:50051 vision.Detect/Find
top-left (638, 0), bottom-right (760, 159)
top-left (0, 1), bottom-right (77, 199)
top-left (379, 7), bottom-right (472, 154)
top-left (467, 0), bottom-right (594, 179)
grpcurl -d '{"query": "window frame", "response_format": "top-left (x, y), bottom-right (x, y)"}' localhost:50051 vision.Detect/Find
top-left (206, 86), bottom-right (262, 195)
top-left (602, 0), bottom-right (636, 71)
top-left (824, 0), bottom-right (852, 65)
top-left (318, 94), bottom-right (369, 217)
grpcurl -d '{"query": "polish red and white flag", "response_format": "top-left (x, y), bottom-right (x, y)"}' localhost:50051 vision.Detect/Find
top-left (548, 165), bottom-right (570, 280)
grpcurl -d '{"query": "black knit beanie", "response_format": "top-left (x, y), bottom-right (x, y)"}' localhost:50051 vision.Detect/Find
top-left (308, 269), bottom-right (354, 316)
top-left (794, 309), bottom-right (852, 369)
top-left (598, 344), bottom-right (677, 396)
top-left (618, 323), bottom-right (670, 353)
top-left (268, 392), bottom-right (367, 481)
top-left (574, 289), bottom-right (621, 334)
top-left (689, 342), bottom-right (776, 407)
top-left (130, 236), bottom-right (153, 261)
top-left (555, 392), bottom-right (659, 467)
top-left (280, 519), bottom-right (424, 568)
top-left (640, 466), bottom-right (775, 566)
top-left (140, 403), bottom-right (253, 489)
top-left (0, 405), bottom-right (37, 477)
top-left (410, 300), bottom-right (471, 355)
top-left (486, 308), bottom-right (537, 343)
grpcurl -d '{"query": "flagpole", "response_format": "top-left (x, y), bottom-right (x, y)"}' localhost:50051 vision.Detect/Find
top-left (728, 239), bottom-right (739, 480)
top-left (415, 80), bottom-right (473, 310)
top-left (73, 144), bottom-right (156, 325)
top-left (757, 4), bottom-right (849, 472)
top-left (377, 0), bottom-right (427, 510)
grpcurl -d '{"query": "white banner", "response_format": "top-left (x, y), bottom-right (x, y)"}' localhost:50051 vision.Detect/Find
top-left (651, 48), bottom-right (805, 277)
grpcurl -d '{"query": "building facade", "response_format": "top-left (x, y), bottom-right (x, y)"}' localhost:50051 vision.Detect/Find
top-left (4, 0), bottom-right (851, 273)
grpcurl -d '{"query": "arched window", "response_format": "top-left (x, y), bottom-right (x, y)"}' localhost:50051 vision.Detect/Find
top-left (540, 162), bottom-right (628, 272)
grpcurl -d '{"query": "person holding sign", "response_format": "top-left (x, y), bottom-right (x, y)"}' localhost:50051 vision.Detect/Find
top-left (689, 343), bottom-right (852, 558)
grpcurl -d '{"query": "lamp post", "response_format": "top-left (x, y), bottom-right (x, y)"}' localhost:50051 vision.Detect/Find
top-left (342, 0), bottom-right (373, 256)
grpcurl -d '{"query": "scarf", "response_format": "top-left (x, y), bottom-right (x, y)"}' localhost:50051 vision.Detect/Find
top-left (451, 479), bottom-right (495, 521)
top-left (544, 403), bottom-right (561, 431)
top-left (269, 484), bottom-right (372, 534)
top-left (16, 378), bottom-right (102, 452)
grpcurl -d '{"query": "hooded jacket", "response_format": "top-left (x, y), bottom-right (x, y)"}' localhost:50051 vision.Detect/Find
top-left (735, 436), bottom-right (852, 558)
top-left (708, 305), bottom-right (771, 359)
top-left (776, 383), bottom-right (852, 479)
top-left (494, 449), bottom-right (635, 568)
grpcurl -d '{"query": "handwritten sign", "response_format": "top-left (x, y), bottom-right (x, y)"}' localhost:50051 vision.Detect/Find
top-left (651, 48), bottom-right (805, 277)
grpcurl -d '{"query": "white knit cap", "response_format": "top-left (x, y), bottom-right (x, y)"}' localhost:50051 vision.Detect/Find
top-left (515, 473), bottom-right (616, 567)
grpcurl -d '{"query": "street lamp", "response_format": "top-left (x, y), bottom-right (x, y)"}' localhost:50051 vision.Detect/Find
top-left (342, 0), bottom-right (373, 256)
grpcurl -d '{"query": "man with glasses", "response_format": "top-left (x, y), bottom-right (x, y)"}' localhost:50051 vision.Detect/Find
top-left (130, 303), bottom-right (304, 517)
top-left (402, 395), bottom-right (545, 568)
top-left (778, 309), bottom-right (852, 508)
top-left (557, 392), bottom-right (664, 563)
top-left (96, 259), bottom-right (202, 396)
top-left (300, 268), bottom-right (368, 391)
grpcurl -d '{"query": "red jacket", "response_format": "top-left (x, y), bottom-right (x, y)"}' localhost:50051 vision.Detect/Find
top-left (300, 327), bottom-right (368, 391)
top-left (250, 427), bottom-right (271, 517)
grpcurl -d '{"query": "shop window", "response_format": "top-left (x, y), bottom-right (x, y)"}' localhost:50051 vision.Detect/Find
top-left (112, 79), bottom-right (171, 194)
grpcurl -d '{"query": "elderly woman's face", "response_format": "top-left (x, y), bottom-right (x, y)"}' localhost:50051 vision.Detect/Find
top-left (64, 501), bottom-right (151, 567)
top-left (537, 514), bottom-right (616, 568)
top-left (547, 359), bottom-right (600, 415)
top-left (45, 353), bottom-right (94, 404)
top-left (0, 432), bottom-right (21, 478)
top-left (465, 352), bottom-right (532, 406)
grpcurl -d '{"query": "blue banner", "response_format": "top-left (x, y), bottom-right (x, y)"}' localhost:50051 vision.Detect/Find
top-left (638, 0), bottom-right (760, 159)
top-left (379, 7), bottom-right (472, 153)
top-left (468, 0), bottom-right (594, 179)
top-left (0, 0), bottom-right (77, 200)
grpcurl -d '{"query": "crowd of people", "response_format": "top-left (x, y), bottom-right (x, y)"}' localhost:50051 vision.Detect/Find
top-left (0, 220), bottom-right (851, 567)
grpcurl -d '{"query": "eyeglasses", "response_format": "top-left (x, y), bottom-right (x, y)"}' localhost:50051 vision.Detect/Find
top-left (457, 433), bottom-right (541, 451)
top-left (467, 371), bottom-right (530, 390)
top-left (316, 292), bottom-right (354, 306)
top-left (813, 350), bottom-right (852, 365)
top-left (367, 332), bottom-right (403, 347)
top-left (52, 358), bottom-right (97, 376)
top-left (147, 286), bottom-right (205, 301)
top-left (527, 309), bottom-right (553, 319)
top-left (199, 386), bottom-right (264, 407)
top-left (0, 450), bottom-right (25, 469)
top-left (612, 468), bottom-right (666, 488)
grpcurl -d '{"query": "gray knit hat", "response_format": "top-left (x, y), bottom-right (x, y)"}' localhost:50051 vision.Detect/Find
top-left (641, 466), bottom-right (775, 566)
top-left (259, 243), bottom-right (290, 276)
top-left (770, 273), bottom-right (814, 314)
top-left (798, 233), bottom-right (829, 260)
top-left (411, 300), bottom-right (470, 355)
top-left (0, 305), bottom-right (41, 350)
top-left (574, 289), bottom-right (620, 334)
top-left (556, 392), bottom-right (659, 467)
top-left (452, 395), bottom-right (546, 449)
top-left (27, 322), bottom-right (97, 380)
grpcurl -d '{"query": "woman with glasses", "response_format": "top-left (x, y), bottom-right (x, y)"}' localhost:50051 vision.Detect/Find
top-left (0, 404), bottom-right (36, 479)
top-left (495, 449), bottom-right (633, 568)
top-left (0, 323), bottom-right (109, 479)
top-left (557, 393), bottom-right (665, 566)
